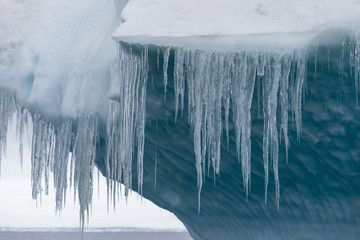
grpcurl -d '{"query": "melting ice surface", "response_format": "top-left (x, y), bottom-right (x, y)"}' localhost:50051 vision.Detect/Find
top-left (2, 0), bottom-right (360, 238)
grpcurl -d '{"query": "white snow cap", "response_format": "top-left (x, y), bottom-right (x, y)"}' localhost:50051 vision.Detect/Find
top-left (115, 0), bottom-right (360, 37)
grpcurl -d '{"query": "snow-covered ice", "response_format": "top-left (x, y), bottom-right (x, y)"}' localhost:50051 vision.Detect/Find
top-left (115, 0), bottom-right (360, 37)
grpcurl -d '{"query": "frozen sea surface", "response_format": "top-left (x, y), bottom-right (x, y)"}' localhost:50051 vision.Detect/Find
top-left (0, 231), bottom-right (192, 240)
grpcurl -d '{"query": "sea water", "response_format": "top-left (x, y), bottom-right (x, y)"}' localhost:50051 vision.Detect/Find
top-left (0, 231), bottom-right (192, 240)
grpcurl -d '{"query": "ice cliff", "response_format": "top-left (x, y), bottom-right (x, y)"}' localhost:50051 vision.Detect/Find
top-left (1, 0), bottom-right (360, 239)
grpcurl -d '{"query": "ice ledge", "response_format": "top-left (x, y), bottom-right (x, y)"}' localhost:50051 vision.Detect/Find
top-left (112, 33), bottom-right (315, 53)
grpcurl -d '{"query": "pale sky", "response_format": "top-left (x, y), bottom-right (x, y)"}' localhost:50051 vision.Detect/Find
top-left (0, 120), bottom-right (185, 230)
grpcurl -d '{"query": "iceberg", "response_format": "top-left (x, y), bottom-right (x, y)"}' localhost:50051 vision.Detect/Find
top-left (1, 0), bottom-right (360, 239)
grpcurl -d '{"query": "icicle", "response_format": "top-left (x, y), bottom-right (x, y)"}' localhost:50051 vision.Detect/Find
top-left (280, 55), bottom-right (291, 164)
top-left (0, 89), bottom-right (16, 176)
top-left (262, 54), bottom-right (281, 207)
top-left (293, 51), bottom-right (307, 140)
top-left (174, 48), bottom-right (186, 121)
top-left (258, 53), bottom-right (265, 76)
top-left (170, 47), bottom-right (307, 209)
top-left (30, 114), bottom-right (56, 200)
top-left (212, 53), bottom-right (225, 175)
top-left (16, 106), bottom-right (30, 170)
top-left (136, 45), bottom-right (149, 197)
top-left (185, 50), bottom-right (196, 128)
top-left (72, 114), bottom-right (98, 231)
top-left (340, 39), bottom-right (346, 77)
top-left (105, 100), bottom-right (119, 210)
top-left (107, 44), bottom-right (148, 208)
top-left (192, 50), bottom-right (207, 213)
top-left (242, 54), bottom-right (257, 196)
top-left (231, 52), bottom-right (257, 198)
top-left (352, 32), bottom-right (360, 107)
top-left (53, 120), bottom-right (72, 213)
top-left (223, 53), bottom-right (233, 150)
top-left (163, 46), bottom-right (171, 100)
top-left (257, 74), bottom-right (261, 117)
top-left (157, 46), bottom-right (160, 70)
